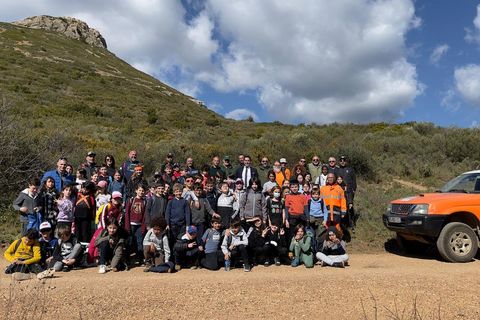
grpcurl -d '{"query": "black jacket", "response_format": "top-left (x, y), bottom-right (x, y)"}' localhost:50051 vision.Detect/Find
top-left (235, 166), bottom-right (259, 184)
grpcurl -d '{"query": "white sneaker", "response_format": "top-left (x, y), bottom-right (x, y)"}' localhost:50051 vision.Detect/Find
top-left (37, 269), bottom-right (55, 280)
top-left (12, 272), bottom-right (31, 281)
top-left (98, 265), bottom-right (107, 274)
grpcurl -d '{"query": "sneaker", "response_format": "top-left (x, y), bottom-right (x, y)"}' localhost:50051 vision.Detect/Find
top-left (332, 261), bottom-right (345, 268)
top-left (291, 258), bottom-right (300, 267)
top-left (143, 267), bottom-right (150, 273)
top-left (321, 261), bottom-right (327, 267)
top-left (37, 269), bottom-right (55, 280)
top-left (62, 265), bottom-right (71, 273)
top-left (12, 272), bottom-right (31, 281)
top-left (144, 260), bottom-right (152, 268)
top-left (243, 264), bottom-right (251, 272)
top-left (175, 264), bottom-right (182, 271)
top-left (190, 265), bottom-right (198, 270)
top-left (112, 267), bottom-right (119, 272)
top-left (274, 257), bottom-right (281, 266)
top-left (264, 260), bottom-right (270, 267)
top-left (98, 265), bottom-right (107, 274)
top-left (224, 260), bottom-right (231, 271)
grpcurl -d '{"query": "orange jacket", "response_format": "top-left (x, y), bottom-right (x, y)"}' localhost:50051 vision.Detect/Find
top-left (275, 168), bottom-right (291, 187)
top-left (320, 183), bottom-right (347, 220)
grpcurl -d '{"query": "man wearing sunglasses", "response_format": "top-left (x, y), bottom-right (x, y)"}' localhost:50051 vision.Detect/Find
top-left (307, 155), bottom-right (322, 183)
top-left (337, 156), bottom-right (357, 232)
top-left (327, 157), bottom-right (340, 177)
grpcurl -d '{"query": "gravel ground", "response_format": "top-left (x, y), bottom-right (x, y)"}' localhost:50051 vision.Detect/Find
top-left (1, 253), bottom-right (479, 320)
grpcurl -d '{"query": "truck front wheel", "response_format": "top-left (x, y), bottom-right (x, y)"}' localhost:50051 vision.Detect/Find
top-left (436, 222), bottom-right (478, 263)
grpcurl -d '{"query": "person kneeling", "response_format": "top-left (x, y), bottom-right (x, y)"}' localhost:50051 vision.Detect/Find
top-left (95, 218), bottom-right (127, 274)
top-left (143, 217), bottom-right (174, 273)
top-left (315, 228), bottom-right (349, 268)
top-left (173, 225), bottom-right (202, 270)
top-left (221, 219), bottom-right (251, 272)
top-left (4, 229), bottom-right (42, 281)
top-left (289, 224), bottom-right (314, 268)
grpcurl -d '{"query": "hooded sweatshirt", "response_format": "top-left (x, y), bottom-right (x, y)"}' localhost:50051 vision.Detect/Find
top-left (221, 227), bottom-right (249, 254)
top-left (12, 189), bottom-right (39, 215)
top-left (239, 189), bottom-right (267, 221)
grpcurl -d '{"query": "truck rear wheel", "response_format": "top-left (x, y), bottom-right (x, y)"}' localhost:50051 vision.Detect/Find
top-left (436, 222), bottom-right (478, 263)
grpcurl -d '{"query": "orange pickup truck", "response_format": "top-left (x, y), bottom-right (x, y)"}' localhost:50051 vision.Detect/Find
top-left (383, 170), bottom-right (480, 262)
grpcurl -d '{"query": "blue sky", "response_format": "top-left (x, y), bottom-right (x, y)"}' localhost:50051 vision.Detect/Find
top-left (2, 0), bottom-right (480, 127)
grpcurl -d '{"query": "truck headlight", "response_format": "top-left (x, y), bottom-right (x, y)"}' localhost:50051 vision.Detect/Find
top-left (387, 203), bottom-right (392, 213)
top-left (410, 204), bottom-right (429, 215)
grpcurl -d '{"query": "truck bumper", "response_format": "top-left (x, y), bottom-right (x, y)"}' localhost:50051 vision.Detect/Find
top-left (382, 214), bottom-right (446, 238)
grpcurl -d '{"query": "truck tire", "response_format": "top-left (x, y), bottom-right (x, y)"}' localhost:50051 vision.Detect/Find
top-left (436, 222), bottom-right (478, 263)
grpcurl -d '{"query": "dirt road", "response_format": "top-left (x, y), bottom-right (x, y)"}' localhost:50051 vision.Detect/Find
top-left (1, 252), bottom-right (479, 320)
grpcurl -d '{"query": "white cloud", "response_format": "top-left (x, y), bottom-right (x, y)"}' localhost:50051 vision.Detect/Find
top-left (440, 89), bottom-right (460, 112)
top-left (207, 103), bottom-right (223, 113)
top-left (225, 108), bottom-right (259, 121)
top-left (454, 64), bottom-right (480, 107)
top-left (465, 4), bottom-right (480, 44)
top-left (0, 0), bottom-right (423, 124)
top-left (202, 0), bottom-right (422, 123)
top-left (429, 44), bottom-right (449, 65)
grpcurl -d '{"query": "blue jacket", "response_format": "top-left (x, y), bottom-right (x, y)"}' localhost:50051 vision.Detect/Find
top-left (41, 170), bottom-right (73, 191)
top-left (166, 198), bottom-right (191, 226)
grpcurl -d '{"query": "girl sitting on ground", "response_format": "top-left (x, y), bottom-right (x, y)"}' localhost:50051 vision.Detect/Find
top-left (95, 218), bottom-right (127, 274)
top-left (315, 228), bottom-right (349, 268)
top-left (288, 224), bottom-right (314, 268)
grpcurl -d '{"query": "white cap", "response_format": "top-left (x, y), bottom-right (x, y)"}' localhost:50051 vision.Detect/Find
top-left (112, 191), bottom-right (123, 200)
top-left (279, 158), bottom-right (287, 163)
top-left (39, 221), bottom-right (52, 231)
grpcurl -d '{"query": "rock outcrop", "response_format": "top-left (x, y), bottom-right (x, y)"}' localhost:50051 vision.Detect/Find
top-left (13, 15), bottom-right (107, 49)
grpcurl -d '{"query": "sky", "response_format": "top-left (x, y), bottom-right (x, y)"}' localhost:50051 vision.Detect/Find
top-left (1, 0), bottom-right (480, 127)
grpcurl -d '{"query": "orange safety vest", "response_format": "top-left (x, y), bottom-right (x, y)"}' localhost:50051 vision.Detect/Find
top-left (320, 183), bottom-right (347, 220)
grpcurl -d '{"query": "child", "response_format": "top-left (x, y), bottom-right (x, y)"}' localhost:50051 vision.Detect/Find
top-left (204, 179), bottom-right (218, 212)
top-left (315, 228), bottom-right (349, 268)
top-left (38, 176), bottom-right (58, 229)
top-left (288, 224), bottom-right (314, 268)
top-left (284, 180), bottom-right (308, 244)
top-left (97, 165), bottom-right (110, 184)
top-left (97, 191), bottom-right (124, 229)
top-left (95, 218), bottom-right (127, 274)
top-left (95, 180), bottom-right (111, 209)
top-left (232, 179), bottom-right (245, 220)
top-left (315, 165), bottom-right (329, 186)
top-left (125, 184), bottom-right (147, 263)
top-left (247, 216), bottom-right (269, 266)
top-left (264, 223), bottom-right (288, 265)
top-left (4, 229), bottom-right (42, 278)
top-left (200, 217), bottom-right (224, 270)
top-left (107, 170), bottom-right (126, 202)
top-left (217, 182), bottom-right (235, 229)
top-left (38, 221), bottom-right (58, 269)
top-left (239, 177), bottom-right (268, 231)
top-left (262, 170), bottom-right (278, 197)
top-left (190, 183), bottom-right (217, 244)
top-left (166, 183), bottom-right (191, 250)
top-left (146, 183), bottom-right (168, 229)
top-left (303, 183), bottom-right (311, 200)
top-left (142, 217), bottom-right (170, 269)
top-left (56, 185), bottom-right (75, 231)
top-left (221, 219), bottom-right (250, 272)
top-left (74, 181), bottom-right (96, 243)
top-left (75, 168), bottom-right (87, 191)
top-left (162, 164), bottom-right (177, 187)
top-left (267, 186), bottom-right (284, 227)
top-left (173, 225), bottom-right (201, 270)
top-left (308, 189), bottom-right (325, 245)
top-left (48, 224), bottom-right (83, 272)
top-left (12, 178), bottom-right (41, 234)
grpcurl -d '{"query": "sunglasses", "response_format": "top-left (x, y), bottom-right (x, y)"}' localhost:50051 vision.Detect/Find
top-left (329, 160), bottom-right (336, 163)
top-left (185, 179), bottom-right (194, 182)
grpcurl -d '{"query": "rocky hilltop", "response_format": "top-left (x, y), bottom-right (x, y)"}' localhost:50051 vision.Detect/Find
top-left (13, 15), bottom-right (107, 49)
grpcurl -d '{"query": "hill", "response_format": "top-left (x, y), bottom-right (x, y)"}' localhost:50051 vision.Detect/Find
top-left (1, 17), bottom-right (480, 247)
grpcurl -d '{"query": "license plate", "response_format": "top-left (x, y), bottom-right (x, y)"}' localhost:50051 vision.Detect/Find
top-left (388, 216), bottom-right (402, 223)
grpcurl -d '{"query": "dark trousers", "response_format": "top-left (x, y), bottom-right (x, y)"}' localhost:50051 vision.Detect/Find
top-left (228, 244), bottom-right (249, 267)
top-left (174, 247), bottom-right (200, 267)
top-left (168, 224), bottom-right (185, 258)
top-left (218, 206), bottom-right (233, 229)
top-left (201, 250), bottom-right (224, 270)
top-left (194, 223), bottom-right (205, 245)
top-left (75, 218), bottom-right (92, 243)
top-left (149, 261), bottom-right (174, 273)
top-left (5, 263), bottom-right (43, 274)
top-left (129, 224), bottom-right (144, 261)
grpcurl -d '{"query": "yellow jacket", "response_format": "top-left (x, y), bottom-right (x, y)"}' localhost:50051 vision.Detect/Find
top-left (4, 238), bottom-right (41, 265)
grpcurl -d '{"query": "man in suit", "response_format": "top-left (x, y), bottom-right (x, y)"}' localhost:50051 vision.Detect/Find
top-left (235, 155), bottom-right (258, 189)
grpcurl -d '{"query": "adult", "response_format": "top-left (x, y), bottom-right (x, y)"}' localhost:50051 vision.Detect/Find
top-left (297, 157), bottom-right (307, 169)
top-left (222, 156), bottom-right (235, 179)
top-left (279, 158), bottom-right (291, 185)
top-left (337, 155), bottom-right (357, 229)
top-left (209, 156), bottom-right (226, 181)
top-left (273, 160), bottom-right (287, 187)
top-left (82, 151), bottom-right (97, 179)
top-left (257, 157), bottom-right (272, 185)
top-left (185, 157), bottom-right (199, 176)
top-left (119, 150), bottom-right (140, 184)
top-left (104, 154), bottom-right (116, 177)
top-left (161, 153), bottom-right (174, 173)
top-left (307, 155), bottom-right (322, 184)
top-left (320, 173), bottom-right (347, 235)
top-left (41, 157), bottom-right (74, 191)
top-left (235, 155), bottom-right (258, 189)
top-left (237, 154), bottom-right (245, 168)
top-left (327, 157), bottom-right (340, 177)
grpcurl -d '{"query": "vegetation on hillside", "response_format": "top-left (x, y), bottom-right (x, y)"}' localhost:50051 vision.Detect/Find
top-left (1, 21), bottom-right (480, 246)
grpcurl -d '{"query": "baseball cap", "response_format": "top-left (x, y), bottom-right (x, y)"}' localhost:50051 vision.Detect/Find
top-left (167, 152), bottom-right (174, 158)
top-left (187, 225), bottom-right (198, 235)
top-left (112, 191), bottom-right (123, 200)
top-left (97, 180), bottom-right (108, 188)
top-left (279, 158), bottom-right (287, 164)
top-left (39, 221), bottom-right (52, 231)
top-left (223, 155), bottom-right (230, 160)
top-left (339, 155), bottom-right (347, 160)
top-left (235, 178), bottom-right (244, 184)
top-left (87, 151), bottom-right (96, 157)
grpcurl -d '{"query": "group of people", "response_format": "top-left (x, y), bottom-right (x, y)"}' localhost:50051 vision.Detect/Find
top-left (5, 150), bottom-right (357, 280)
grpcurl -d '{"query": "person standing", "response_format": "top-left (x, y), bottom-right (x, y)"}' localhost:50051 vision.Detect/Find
top-left (222, 156), bottom-right (235, 180)
top-left (257, 157), bottom-right (271, 185)
top-left (119, 150), bottom-right (140, 184)
top-left (209, 156), bottom-right (226, 181)
top-left (337, 155), bottom-right (357, 230)
top-left (41, 157), bottom-right (74, 192)
top-left (307, 155), bottom-right (322, 184)
top-left (82, 151), bottom-right (97, 179)
top-left (320, 173), bottom-right (347, 235)
top-left (235, 155), bottom-right (258, 189)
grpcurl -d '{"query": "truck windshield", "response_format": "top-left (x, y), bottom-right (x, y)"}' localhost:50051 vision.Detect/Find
top-left (440, 172), bottom-right (480, 193)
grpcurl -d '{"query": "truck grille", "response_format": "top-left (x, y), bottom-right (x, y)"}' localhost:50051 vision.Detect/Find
top-left (391, 204), bottom-right (413, 215)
